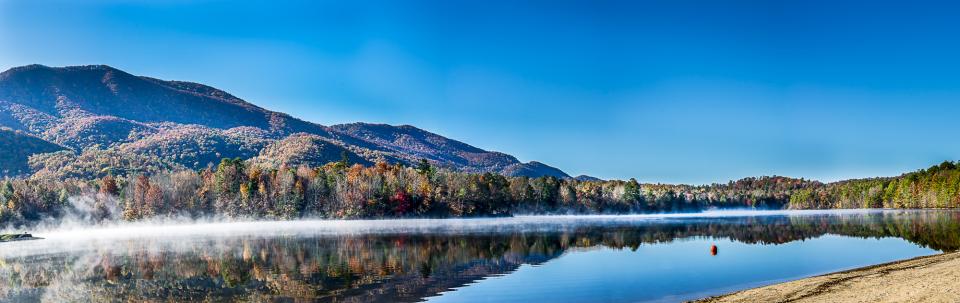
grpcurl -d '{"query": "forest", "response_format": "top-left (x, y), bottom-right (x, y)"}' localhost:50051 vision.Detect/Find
top-left (787, 161), bottom-right (960, 209)
top-left (0, 156), bottom-right (814, 227)
top-left (2, 157), bottom-right (959, 227)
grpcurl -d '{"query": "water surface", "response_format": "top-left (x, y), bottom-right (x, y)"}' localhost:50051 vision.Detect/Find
top-left (2, 210), bottom-right (958, 302)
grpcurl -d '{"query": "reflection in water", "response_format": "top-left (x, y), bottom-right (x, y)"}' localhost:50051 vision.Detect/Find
top-left (1, 210), bottom-right (959, 302)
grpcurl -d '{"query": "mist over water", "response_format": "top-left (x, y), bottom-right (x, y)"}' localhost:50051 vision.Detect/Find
top-left (0, 209), bottom-right (904, 259)
top-left (11, 209), bottom-right (892, 247)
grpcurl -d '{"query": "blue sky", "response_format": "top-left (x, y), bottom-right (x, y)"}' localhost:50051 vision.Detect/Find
top-left (2, 0), bottom-right (959, 184)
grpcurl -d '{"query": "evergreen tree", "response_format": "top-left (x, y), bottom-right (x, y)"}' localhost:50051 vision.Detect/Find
top-left (1, 180), bottom-right (15, 212)
top-left (416, 159), bottom-right (433, 176)
top-left (623, 178), bottom-right (643, 209)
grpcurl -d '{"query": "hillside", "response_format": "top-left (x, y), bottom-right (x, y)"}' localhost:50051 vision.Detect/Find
top-left (500, 161), bottom-right (571, 178)
top-left (0, 64), bottom-right (568, 178)
top-left (328, 123), bottom-right (568, 177)
top-left (0, 128), bottom-right (65, 176)
top-left (0, 65), bottom-right (325, 134)
top-left (249, 133), bottom-right (372, 168)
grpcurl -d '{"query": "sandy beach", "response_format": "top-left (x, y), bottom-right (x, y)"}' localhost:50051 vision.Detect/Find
top-left (693, 251), bottom-right (960, 303)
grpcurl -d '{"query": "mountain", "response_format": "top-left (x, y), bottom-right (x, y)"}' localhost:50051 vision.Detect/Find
top-left (0, 64), bottom-right (568, 178)
top-left (0, 65), bottom-right (329, 140)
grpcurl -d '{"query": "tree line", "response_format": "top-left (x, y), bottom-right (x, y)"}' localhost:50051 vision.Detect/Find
top-left (0, 157), bottom-right (819, 227)
top-left (788, 161), bottom-right (960, 209)
top-left (3, 158), bottom-right (959, 227)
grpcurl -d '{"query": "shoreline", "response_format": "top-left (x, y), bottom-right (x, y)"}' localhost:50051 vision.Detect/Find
top-left (0, 233), bottom-right (41, 242)
top-left (692, 251), bottom-right (960, 302)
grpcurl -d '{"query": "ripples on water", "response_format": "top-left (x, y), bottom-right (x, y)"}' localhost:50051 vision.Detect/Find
top-left (2, 210), bottom-right (959, 302)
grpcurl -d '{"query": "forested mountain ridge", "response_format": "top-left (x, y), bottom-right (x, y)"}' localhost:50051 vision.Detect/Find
top-left (328, 123), bottom-right (569, 177)
top-left (0, 64), bottom-right (567, 178)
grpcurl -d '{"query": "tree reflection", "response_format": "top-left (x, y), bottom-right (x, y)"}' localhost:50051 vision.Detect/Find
top-left (2, 211), bottom-right (959, 302)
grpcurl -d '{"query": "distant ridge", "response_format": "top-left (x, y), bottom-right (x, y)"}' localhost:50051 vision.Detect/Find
top-left (0, 64), bottom-right (568, 178)
top-left (500, 161), bottom-right (570, 179)
top-left (573, 175), bottom-right (603, 181)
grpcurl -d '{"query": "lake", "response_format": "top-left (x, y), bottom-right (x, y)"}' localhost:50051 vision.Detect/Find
top-left (2, 210), bottom-right (959, 302)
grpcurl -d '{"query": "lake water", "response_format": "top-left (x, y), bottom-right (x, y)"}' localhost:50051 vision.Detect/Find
top-left (2, 210), bottom-right (959, 302)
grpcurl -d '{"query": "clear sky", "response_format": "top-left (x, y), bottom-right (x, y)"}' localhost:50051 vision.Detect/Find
top-left (2, 0), bottom-right (959, 184)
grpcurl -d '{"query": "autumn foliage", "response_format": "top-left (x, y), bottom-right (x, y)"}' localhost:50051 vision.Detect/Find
top-left (6, 159), bottom-right (960, 227)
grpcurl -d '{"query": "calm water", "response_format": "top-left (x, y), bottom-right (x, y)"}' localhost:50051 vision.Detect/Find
top-left (2, 210), bottom-right (959, 302)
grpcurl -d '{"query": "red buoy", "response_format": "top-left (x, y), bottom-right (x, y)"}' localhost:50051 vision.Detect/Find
top-left (710, 245), bottom-right (718, 256)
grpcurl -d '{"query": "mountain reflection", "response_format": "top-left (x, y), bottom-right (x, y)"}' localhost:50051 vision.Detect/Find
top-left (2, 211), bottom-right (959, 302)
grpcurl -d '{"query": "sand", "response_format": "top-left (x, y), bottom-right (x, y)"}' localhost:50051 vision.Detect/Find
top-left (692, 251), bottom-right (960, 303)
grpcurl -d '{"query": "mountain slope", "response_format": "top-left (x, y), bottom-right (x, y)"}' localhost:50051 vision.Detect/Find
top-left (117, 125), bottom-right (272, 169)
top-left (501, 161), bottom-right (571, 178)
top-left (0, 128), bottom-right (65, 175)
top-left (0, 64), bottom-right (569, 178)
top-left (6, 65), bottom-right (332, 132)
top-left (328, 123), bottom-right (563, 175)
top-left (250, 133), bottom-right (372, 168)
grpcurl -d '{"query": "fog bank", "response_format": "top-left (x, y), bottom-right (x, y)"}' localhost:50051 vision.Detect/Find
top-left (26, 209), bottom-right (894, 240)
top-left (0, 209), bottom-right (930, 259)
